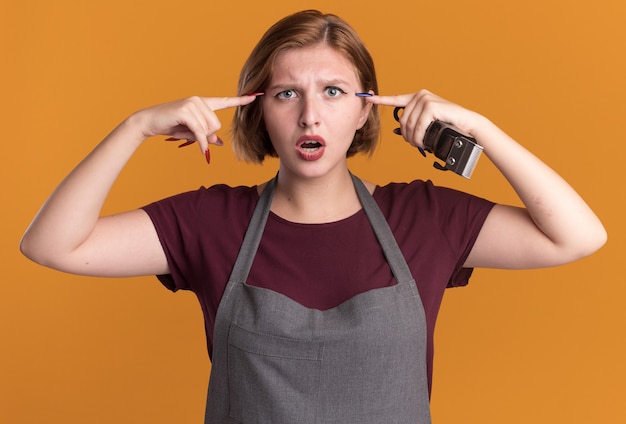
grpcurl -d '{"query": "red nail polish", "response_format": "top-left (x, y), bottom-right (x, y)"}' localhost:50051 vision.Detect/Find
top-left (165, 137), bottom-right (181, 141)
top-left (177, 140), bottom-right (196, 148)
top-left (205, 148), bottom-right (211, 164)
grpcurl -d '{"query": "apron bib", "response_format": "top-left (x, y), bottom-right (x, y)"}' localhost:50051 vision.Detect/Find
top-left (204, 175), bottom-right (432, 424)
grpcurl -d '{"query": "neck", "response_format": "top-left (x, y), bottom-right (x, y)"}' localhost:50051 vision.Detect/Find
top-left (271, 167), bottom-right (361, 224)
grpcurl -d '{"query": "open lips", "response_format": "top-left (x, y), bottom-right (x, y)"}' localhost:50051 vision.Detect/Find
top-left (296, 136), bottom-right (326, 160)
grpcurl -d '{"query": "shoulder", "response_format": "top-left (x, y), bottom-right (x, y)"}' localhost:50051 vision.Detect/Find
top-left (372, 179), bottom-right (495, 236)
top-left (373, 179), bottom-right (492, 211)
top-left (141, 183), bottom-right (261, 231)
top-left (144, 183), bottom-right (258, 211)
top-left (139, 183), bottom-right (261, 292)
top-left (374, 178), bottom-right (483, 200)
top-left (372, 179), bottom-right (495, 289)
top-left (373, 179), bottom-right (430, 200)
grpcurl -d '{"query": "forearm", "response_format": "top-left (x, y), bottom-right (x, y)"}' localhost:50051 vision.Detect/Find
top-left (20, 117), bottom-right (145, 265)
top-left (21, 95), bottom-right (258, 271)
top-left (369, 90), bottom-right (606, 267)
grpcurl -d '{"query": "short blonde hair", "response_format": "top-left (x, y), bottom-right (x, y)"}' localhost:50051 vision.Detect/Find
top-left (231, 10), bottom-right (380, 163)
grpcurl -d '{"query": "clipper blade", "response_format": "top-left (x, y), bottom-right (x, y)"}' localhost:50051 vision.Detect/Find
top-left (455, 141), bottom-right (483, 178)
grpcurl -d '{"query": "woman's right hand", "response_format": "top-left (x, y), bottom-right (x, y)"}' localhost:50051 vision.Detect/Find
top-left (128, 95), bottom-right (259, 156)
top-left (20, 94), bottom-right (260, 277)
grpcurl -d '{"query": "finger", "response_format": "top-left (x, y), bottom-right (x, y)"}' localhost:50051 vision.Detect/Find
top-left (179, 97), bottom-right (224, 152)
top-left (202, 94), bottom-right (260, 112)
top-left (197, 95), bottom-right (262, 148)
top-left (393, 96), bottom-right (431, 151)
top-left (400, 100), bottom-right (423, 143)
top-left (365, 94), bottom-right (415, 107)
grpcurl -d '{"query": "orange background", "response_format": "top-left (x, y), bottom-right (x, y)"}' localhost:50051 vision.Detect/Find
top-left (2, 0), bottom-right (624, 422)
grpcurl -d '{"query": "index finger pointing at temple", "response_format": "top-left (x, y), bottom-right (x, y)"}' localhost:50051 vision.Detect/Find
top-left (366, 94), bottom-right (414, 108)
top-left (203, 95), bottom-right (258, 111)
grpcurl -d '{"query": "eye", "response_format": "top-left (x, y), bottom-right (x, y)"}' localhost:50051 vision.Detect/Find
top-left (276, 89), bottom-right (297, 99)
top-left (326, 86), bottom-right (347, 97)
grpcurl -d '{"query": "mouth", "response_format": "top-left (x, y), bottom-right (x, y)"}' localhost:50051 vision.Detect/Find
top-left (296, 135), bottom-right (326, 160)
top-left (299, 140), bottom-right (324, 151)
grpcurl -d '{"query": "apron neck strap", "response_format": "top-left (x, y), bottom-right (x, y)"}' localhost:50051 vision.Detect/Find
top-left (229, 173), bottom-right (414, 285)
top-left (350, 174), bottom-right (414, 284)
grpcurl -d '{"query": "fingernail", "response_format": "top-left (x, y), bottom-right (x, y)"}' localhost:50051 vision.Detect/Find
top-left (166, 137), bottom-right (181, 141)
top-left (205, 148), bottom-right (211, 164)
top-left (177, 140), bottom-right (196, 148)
top-left (418, 147), bottom-right (426, 157)
top-left (243, 92), bottom-right (265, 97)
top-left (355, 92), bottom-right (373, 97)
top-left (215, 136), bottom-right (224, 146)
top-left (393, 128), bottom-right (402, 135)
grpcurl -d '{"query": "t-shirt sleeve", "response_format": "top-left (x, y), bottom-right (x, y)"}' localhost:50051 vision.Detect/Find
top-left (376, 180), bottom-right (495, 288)
top-left (141, 189), bottom-right (207, 291)
top-left (433, 184), bottom-right (495, 287)
top-left (141, 185), bottom-right (257, 292)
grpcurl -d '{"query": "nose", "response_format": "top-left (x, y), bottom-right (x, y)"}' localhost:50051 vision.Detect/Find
top-left (299, 96), bottom-right (321, 128)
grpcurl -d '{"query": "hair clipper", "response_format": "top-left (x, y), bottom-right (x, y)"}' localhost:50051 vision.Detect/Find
top-left (423, 121), bottom-right (483, 179)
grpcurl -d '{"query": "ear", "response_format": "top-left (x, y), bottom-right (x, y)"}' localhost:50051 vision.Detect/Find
top-left (356, 90), bottom-right (374, 130)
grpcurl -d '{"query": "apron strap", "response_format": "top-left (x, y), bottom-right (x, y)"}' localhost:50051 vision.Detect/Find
top-left (229, 177), bottom-right (276, 284)
top-left (351, 174), bottom-right (414, 284)
top-left (229, 174), bottom-right (414, 285)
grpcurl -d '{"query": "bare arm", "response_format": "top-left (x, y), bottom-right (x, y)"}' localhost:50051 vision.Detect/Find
top-left (20, 95), bottom-right (257, 277)
top-left (462, 120), bottom-right (606, 269)
top-left (369, 90), bottom-right (607, 269)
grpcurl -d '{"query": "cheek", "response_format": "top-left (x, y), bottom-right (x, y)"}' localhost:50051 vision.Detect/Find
top-left (261, 106), bottom-right (295, 148)
top-left (341, 107), bottom-right (369, 132)
top-left (261, 104), bottom-right (280, 134)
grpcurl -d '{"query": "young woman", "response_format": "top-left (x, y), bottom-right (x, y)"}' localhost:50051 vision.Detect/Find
top-left (20, 9), bottom-right (606, 424)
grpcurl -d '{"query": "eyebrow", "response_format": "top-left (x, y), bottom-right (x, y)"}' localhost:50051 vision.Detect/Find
top-left (266, 78), bottom-right (354, 92)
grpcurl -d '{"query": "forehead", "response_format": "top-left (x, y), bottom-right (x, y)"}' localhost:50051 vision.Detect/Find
top-left (270, 45), bottom-right (361, 84)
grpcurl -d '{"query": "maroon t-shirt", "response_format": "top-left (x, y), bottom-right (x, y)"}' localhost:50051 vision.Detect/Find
top-left (142, 179), bottom-right (495, 392)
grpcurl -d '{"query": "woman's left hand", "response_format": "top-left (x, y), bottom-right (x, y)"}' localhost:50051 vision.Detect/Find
top-left (367, 89), bottom-right (607, 270)
top-left (367, 89), bottom-right (482, 151)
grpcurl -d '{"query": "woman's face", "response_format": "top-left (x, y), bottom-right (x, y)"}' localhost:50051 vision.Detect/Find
top-left (262, 44), bottom-right (372, 180)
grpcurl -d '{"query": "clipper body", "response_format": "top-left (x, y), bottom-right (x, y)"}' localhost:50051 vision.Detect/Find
top-left (423, 121), bottom-right (483, 179)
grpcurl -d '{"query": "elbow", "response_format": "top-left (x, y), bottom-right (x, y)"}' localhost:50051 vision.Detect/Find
top-left (19, 232), bottom-right (34, 261)
top-left (19, 232), bottom-right (43, 266)
top-left (563, 222), bottom-right (608, 263)
top-left (585, 223), bottom-right (608, 257)
top-left (19, 231), bottom-right (57, 269)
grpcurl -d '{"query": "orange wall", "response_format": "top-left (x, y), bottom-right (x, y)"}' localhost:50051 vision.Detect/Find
top-left (2, 0), bottom-right (624, 423)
